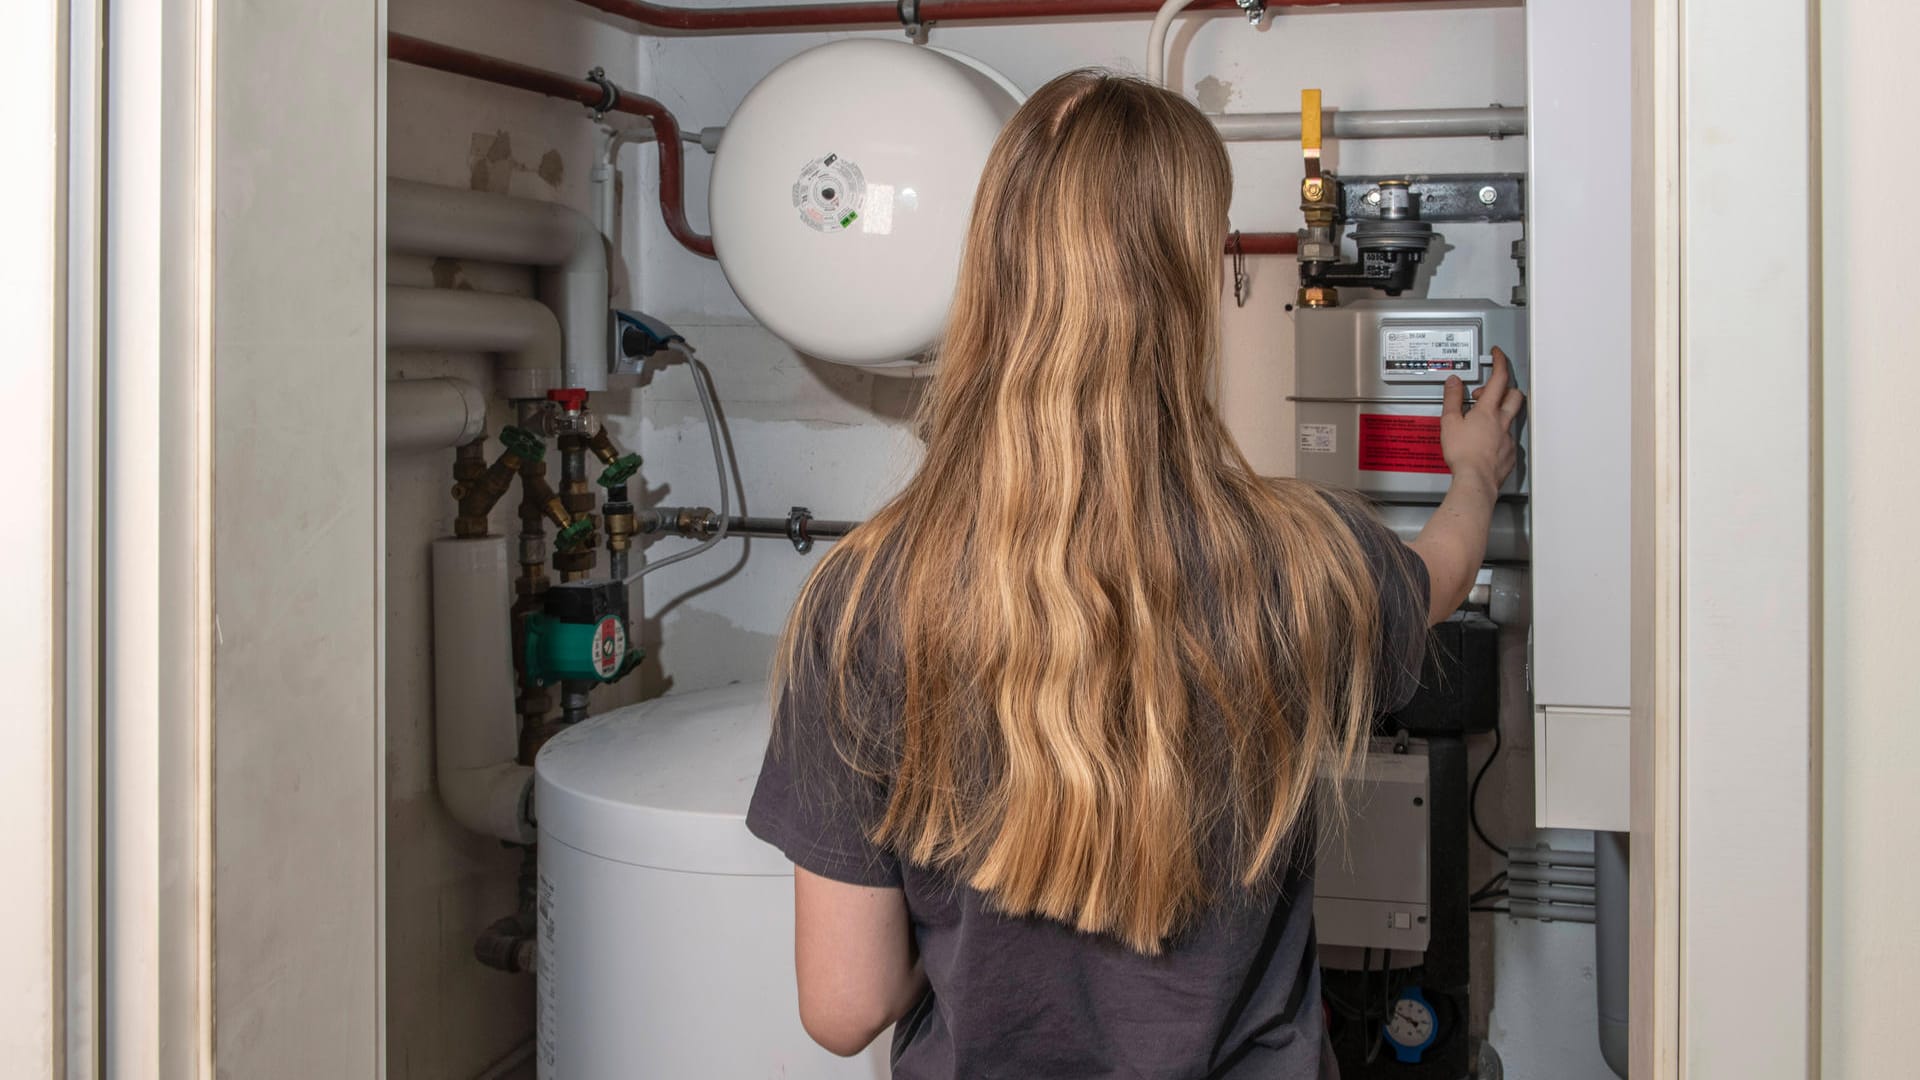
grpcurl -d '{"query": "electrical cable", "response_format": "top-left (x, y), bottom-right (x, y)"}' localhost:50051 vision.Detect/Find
top-left (625, 352), bottom-right (732, 584)
top-left (1469, 718), bottom-right (1508, 858)
top-left (1470, 870), bottom-right (1508, 905)
top-left (1365, 948), bottom-right (1391, 1065)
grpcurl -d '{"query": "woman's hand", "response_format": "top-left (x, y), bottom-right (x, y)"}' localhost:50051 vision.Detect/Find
top-left (1440, 346), bottom-right (1526, 493)
top-left (1408, 346), bottom-right (1527, 624)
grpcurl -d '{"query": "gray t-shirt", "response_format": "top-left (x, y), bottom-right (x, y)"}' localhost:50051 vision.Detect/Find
top-left (747, 506), bottom-right (1429, 1079)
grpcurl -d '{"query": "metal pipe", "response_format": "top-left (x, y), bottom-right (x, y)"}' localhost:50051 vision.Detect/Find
top-left (1507, 901), bottom-right (1597, 925)
top-left (1211, 106), bottom-right (1526, 142)
top-left (1508, 845), bottom-right (1597, 868)
top-left (1509, 881), bottom-right (1598, 905)
top-left (1595, 831), bottom-right (1630, 1078)
top-left (1232, 231), bottom-right (1298, 255)
top-left (388, 33), bottom-right (714, 259)
top-left (571, 0), bottom-right (1449, 34)
top-left (726, 515), bottom-right (860, 541)
top-left (1507, 864), bottom-right (1596, 887)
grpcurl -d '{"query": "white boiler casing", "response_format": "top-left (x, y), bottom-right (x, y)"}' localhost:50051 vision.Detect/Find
top-left (708, 39), bottom-right (1022, 368)
top-left (534, 681), bottom-right (885, 1079)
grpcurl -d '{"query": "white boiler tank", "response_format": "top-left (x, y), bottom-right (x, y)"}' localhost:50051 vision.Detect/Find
top-left (534, 681), bottom-right (886, 1079)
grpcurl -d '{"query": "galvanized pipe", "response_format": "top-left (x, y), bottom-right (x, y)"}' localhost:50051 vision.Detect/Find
top-left (1210, 106), bottom-right (1526, 142)
top-left (1507, 864), bottom-right (1597, 887)
top-left (1507, 901), bottom-right (1597, 925)
top-left (1508, 845), bottom-right (1597, 868)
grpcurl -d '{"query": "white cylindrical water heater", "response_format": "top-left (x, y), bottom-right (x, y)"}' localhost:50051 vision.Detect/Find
top-left (534, 682), bottom-right (885, 1078)
top-left (708, 39), bottom-right (1022, 367)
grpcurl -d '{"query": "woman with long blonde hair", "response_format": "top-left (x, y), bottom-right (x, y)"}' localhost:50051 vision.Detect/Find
top-left (747, 70), bottom-right (1524, 1078)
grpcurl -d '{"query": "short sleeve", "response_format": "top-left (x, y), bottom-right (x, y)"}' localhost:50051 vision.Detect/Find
top-left (746, 601), bottom-right (904, 889)
top-left (1326, 495), bottom-right (1432, 711)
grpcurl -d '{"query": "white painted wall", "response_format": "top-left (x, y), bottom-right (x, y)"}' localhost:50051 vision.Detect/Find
top-left (1821, 2), bottom-right (1920, 1076)
top-left (212, 0), bottom-right (385, 1075)
top-left (2, 1), bottom-right (62, 1072)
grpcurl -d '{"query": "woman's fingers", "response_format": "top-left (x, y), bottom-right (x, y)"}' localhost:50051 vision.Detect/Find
top-left (1444, 373), bottom-right (1466, 419)
top-left (1476, 347), bottom-right (1512, 404)
top-left (1500, 386), bottom-right (1527, 426)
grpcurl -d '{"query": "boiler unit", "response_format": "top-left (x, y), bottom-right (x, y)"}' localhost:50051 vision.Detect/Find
top-left (534, 682), bottom-right (888, 1079)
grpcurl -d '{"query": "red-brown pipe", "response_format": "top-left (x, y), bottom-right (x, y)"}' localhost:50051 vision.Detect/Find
top-left (389, 33), bottom-right (1302, 262)
top-left (389, 32), bottom-right (716, 258)
top-left (575, 0), bottom-right (1447, 34)
top-left (1230, 232), bottom-right (1298, 255)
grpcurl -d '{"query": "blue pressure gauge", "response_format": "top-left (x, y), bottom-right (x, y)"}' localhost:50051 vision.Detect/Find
top-left (1382, 986), bottom-right (1440, 1064)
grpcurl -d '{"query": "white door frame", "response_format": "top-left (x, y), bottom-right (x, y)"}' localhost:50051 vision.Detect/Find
top-left (1632, 0), bottom-right (1821, 1076)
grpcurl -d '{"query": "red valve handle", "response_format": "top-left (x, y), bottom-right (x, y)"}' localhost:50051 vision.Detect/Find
top-left (547, 388), bottom-right (590, 413)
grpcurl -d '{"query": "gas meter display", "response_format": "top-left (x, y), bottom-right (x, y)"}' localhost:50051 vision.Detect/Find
top-left (1379, 321), bottom-right (1482, 383)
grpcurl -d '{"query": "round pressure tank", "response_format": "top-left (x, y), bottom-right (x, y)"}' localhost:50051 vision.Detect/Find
top-left (709, 39), bottom-right (1022, 367)
top-left (534, 682), bottom-right (884, 1078)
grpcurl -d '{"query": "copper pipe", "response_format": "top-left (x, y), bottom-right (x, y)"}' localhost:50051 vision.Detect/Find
top-left (389, 33), bottom-right (715, 258)
top-left (390, 33), bottom-right (1302, 263)
top-left (574, 0), bottom-right (1451, 34)
top-left (1232, 232), bottom-right (1298, 255)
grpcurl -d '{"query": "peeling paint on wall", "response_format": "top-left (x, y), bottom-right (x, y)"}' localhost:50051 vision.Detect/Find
top-left (467, 129), bottom-right (566, 193)
top-left (1194, 73), bottom-right (1238, 112)
top-left (430, 257), bottom-right (471, 291)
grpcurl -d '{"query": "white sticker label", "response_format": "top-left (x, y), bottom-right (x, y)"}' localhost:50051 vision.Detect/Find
top-left (1379, 322), bottom-right (1482, 382)
top-left (792, 153), bottom-right (867, 233)
top-left (591, 615), bottom-right (627, 679)
top-left (1298, 424), bottom-right (1338, 454)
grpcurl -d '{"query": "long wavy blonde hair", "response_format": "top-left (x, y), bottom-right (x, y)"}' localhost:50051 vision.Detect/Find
top-left (774, 70), bottom-right (1389, 953)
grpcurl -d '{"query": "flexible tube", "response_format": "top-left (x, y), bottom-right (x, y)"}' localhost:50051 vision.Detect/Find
top-left (627, 354), bottom-right (731, 583)
top-left (1145, 0), bottom-right (1202, 87)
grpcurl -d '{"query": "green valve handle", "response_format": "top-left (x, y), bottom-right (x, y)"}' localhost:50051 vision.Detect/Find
top-left (499, 425), bottom-right (546, 464)
top-left (598, 453), bottom-right (641, 488)
top-left (555, 518), bottom-right (594, 551)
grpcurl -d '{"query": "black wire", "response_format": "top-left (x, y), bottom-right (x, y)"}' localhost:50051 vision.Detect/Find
top-left (1365, 948), bottom-right (1390, 1065)
top-left (1470, 870), bottom-right (1508, 904)
top-left (1469, 719), bottom-right (1508, 857)
top-left (1471, 905), bottom-right (1512, 914)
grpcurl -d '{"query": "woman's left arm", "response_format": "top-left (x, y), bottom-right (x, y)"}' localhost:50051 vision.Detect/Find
top-left (793, 867), bottom-right (927, 1056)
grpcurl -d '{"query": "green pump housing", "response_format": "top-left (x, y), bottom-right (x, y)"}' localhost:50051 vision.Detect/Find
top-left (524, 579), bottom-right (642, 686)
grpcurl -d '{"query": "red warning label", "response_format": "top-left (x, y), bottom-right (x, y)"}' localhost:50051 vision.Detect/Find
top-left (1358, 413), bottom-right (1449, 474)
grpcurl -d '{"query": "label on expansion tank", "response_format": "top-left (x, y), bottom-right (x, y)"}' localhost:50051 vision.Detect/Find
top-left (1379, 322), bottom-right (1482, 382)
top-left (793, 153), bottom-right (867, 232)
top-left (1358, 414), bottom-right (1450, 475)
top-left (1298, 424), bottom-right (1337, 455)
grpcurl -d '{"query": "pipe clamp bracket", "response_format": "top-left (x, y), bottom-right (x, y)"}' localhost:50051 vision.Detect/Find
top-left (584, 66), bottom-right (621, 120)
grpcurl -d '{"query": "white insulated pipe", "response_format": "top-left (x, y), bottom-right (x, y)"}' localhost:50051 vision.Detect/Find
top-left (388, 377), bottom-right (487, 452)
top-left (387, 284), bottom-right (563, 402)
top-left (1145, 0), bottom-right (1202, 87)
top-left (1210, 107), bottom-right (1527, 142)
top-left (388, 179), bottom-right (609, 392)
top-left (433, 536), bottom-right (536, 844)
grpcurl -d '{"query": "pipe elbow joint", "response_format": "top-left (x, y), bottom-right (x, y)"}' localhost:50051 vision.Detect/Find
top-left (440, 761), bottom-right (536, 845)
